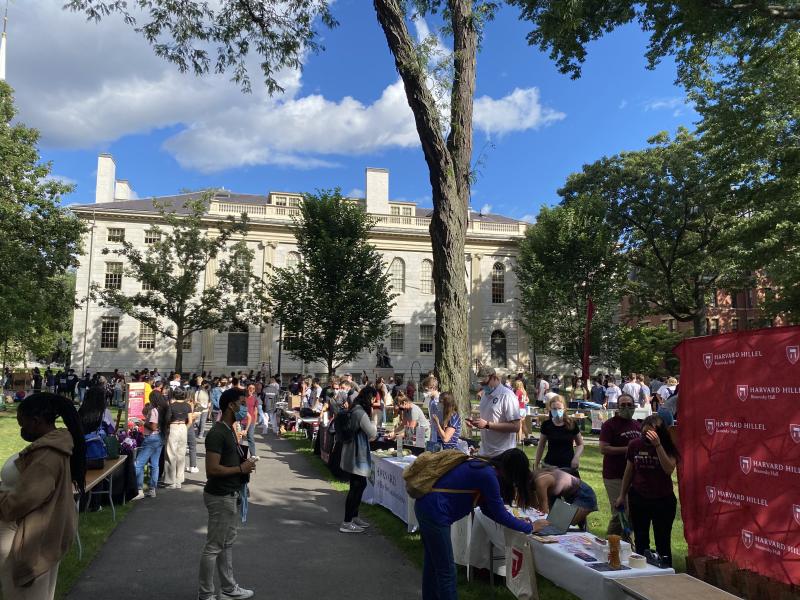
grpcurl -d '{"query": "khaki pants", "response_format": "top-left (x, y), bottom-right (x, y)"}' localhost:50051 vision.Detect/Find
top-left (603, 478), bottom-right (630, 538)
top-left (0, 521), bottom-right (60, 600)
top-left (165, 423), bottom-right (187, 485)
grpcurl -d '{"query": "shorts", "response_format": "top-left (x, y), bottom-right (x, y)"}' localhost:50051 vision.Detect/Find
top-left (566, 480), bottom-right (599, 512)
top-left (519, 406), bottom-right (528, 417)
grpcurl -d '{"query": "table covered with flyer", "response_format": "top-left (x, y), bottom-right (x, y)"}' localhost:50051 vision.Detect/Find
top-left (452, 506), bottom-right (674, 600)
top-left (362, 450), bottom-right (418, 532)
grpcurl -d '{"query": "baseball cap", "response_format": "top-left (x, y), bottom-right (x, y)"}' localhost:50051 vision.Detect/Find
top-left (478, 366), bottom-right (497, 385)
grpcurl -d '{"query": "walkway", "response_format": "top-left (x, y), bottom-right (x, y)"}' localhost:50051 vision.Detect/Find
top-left (66, 432), bottom-right (421, 599)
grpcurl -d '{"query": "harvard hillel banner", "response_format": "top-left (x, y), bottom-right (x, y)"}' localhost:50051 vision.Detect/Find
top-left (675, 326), bottom-right (800, 586)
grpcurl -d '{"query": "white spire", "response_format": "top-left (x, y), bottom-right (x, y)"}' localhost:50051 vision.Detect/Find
top-left (0, 1), bottom-right (8, 82)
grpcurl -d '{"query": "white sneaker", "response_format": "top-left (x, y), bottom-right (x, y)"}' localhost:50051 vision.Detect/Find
top-left (189, 466), bottom-right (200, 473)
top-left (339, 521), bottom-right (365, 533)
top-left (185, 466), bottom-right (192, 473)
top-left (145, 489), bottom-right (156, 498)
top-left (352, 517), bottom-right (370, 529)
top-left (220, 585), bottom-right (254, 599)
top-left (132, 490), bottom-right (145, 501)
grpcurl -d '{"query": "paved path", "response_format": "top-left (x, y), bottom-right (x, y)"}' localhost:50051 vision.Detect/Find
top-left (66, 432), bottom-right (421, 600)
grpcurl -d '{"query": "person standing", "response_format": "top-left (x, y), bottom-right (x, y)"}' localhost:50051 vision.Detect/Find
top-left (604, 377), bottom-right (622, 409)
top-left (339, 387), bottom-right (378, 533)
top-left (598, 394), bottom-right (640, 537)
top-left (534, 395), bottom-right (584, 472)
top-left (390, 392), bottom-right (430, 446)
top-left (616, 415), bottom-right (679, 566)
top-left (165, 387), bottom-right (191, 489)
top-left (194, 378), bottom-right (211, 439)
top-left (210, 378), bottom-right (226, 423)
top-left (469, 368), bottom-right (520, 458)
top-left (133, 400), bottom-right (164, 499)
top-left (243, 384), bottom-right (258, 459)
top-left (197, 388), bottom-right (256, 600)
top-left (513, 379), bottom-right (529, 444)
top-left (430, 392), bottom-right (462, 451)
top-left (621, 374), bottom-right (641, 405)
top-left (31, 368), bottom-right (42, 393)
top-left (0, 393), bottom-right (86, 600)
top-left (264, 376), bottom-right (281, 437)
top-left (422, 375), bottom-right (441, 452)
top-left (537, 374), bottom-right (550, 405)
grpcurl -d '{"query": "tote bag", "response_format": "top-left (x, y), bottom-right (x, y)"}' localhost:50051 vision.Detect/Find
top-left (504, 529), bottom-right (539, 599)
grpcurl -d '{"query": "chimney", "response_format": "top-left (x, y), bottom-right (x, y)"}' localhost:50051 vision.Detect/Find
top-left (115, 179), bottom-right (133, 200)
top-left (95, 154), bottom-right (116, 204)
top-left (365, 168), bottom-right (390, 215)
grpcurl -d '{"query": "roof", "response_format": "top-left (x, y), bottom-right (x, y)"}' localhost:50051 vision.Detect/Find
top-left (71, 191), bottom-right (526, 225)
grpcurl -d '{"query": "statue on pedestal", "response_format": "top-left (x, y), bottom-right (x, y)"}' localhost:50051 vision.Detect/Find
top-left (376, 344), bottom-right (392, 368)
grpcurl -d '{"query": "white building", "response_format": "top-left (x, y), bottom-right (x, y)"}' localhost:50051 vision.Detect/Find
top-left (70, 154), bottom-right (530, 383)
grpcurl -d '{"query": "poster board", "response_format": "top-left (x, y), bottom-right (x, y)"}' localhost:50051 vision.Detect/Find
top-left (127, 381), bottom-right (150, 424)
top-left (675, 326), bottom-right (800, 586)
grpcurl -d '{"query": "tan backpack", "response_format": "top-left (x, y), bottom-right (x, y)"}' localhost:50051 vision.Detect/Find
top-left (403, 449), bottom-right (483, 499)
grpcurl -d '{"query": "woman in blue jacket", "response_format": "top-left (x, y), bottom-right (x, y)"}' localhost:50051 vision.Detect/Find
top-left (414, 448), bottom-right (548, 599)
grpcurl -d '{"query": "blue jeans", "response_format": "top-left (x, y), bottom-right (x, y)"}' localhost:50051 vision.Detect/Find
top-left (415, 504), bottom-right (457, 600)
top-left (135, 434), bottom-right (163, 490)
top-left (246, 422), bottom-right (256, 458)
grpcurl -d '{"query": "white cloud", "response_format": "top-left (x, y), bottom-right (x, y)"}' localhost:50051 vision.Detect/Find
top-left (347, 188), bottom-right (364, 198)
top-left (44, 174), bottom-right (77, 186)
top-left (643, 97), bottom-right (689, 116)
top-left (480, 203), bottom-right (493, 214)
top-left (521, 214), bottom-right (536, 223)
top-left (8, 2), bottom-right (565, 173)
top-left (618, 99), bottom-right (628, 109)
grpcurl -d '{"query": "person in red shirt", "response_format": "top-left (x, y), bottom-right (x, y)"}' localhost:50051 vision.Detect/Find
top-left (244, 384), bottom-right (258, 459)
top-left (616, 414), bottom-right (679, 566)
top-left (599, 393), bottom-right (640, 537)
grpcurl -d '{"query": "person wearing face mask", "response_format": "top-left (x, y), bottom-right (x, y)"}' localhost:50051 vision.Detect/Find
top-left (534, 395), bottom-right (584, 473)
top-left (0, 393), bottom-right (85, 600)
top-left (421, 375), bottom-right (442, 452)
top-left (198, 388), bottom-right (256, 600)
top-left (468, 368), bottom-right (520, 458)
top-left (616, 415), bottom-right (680, 567)
top-left (598, 393), bottom-right (641, 538)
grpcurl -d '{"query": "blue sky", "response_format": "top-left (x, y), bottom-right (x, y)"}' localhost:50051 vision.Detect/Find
top-left (11, 1), bottom-right (696, 221)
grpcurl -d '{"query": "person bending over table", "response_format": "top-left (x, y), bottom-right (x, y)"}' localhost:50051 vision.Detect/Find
top-left (415, 449), bottom-right (550, 600)
top-left (616, 414), bottom-right (679, 567)
top-left (534, 395), bottom-right (584, 473)
top-left (387, 392), bottom-right (430, 446)
top-left (528, 467), bottom-right (598, 526)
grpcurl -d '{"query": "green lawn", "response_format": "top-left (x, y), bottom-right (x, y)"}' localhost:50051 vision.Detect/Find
top-left (287, 433), bottom-right (687, 600)
top-left (0, 404), bottom-right (133, 600)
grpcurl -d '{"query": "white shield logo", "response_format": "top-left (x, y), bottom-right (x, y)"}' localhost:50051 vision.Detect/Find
top-left (791, 424), bottom-right (800, 444)
top-left (703, 353), bottom-right (714, 369)
top-left (742, 530), bottom-right (754, 549)
top-left (787, 346), bottom-right (799, 365)
top-left (737, 385), bottom-right (749, 402)
top-left (740, 456), bottom-right (752, 475)
top-left (793, 505), bottom-right (800, 526)
top-left (705, 419), bottom-right (716, 435)
top-left (706, 486), bottom-right (717, 503)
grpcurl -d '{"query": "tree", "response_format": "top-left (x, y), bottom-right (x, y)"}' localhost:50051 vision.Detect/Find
top-left (617, 325), bottom-right (683, 377)
top-left (91, 196), bottom-right (269, 373)
top-left (515, 196), bottom-right (622, 369)
top-left (0, 81), bottom-right (85, 370)
top-left (64, 0), bottom-right (557, 410)
top-left (267, 190), bottom-right (396, 376)
top-left (560, 130), bottom-right (742, 336)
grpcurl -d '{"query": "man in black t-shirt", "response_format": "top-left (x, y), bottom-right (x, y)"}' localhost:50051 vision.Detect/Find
top-left (198, 388), bottom-right (255, 600)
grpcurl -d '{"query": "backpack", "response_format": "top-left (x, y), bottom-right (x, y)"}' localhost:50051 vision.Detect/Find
top-left (85, 428), bottom-right (108, 470)
top-left (403, 449), bottom-right (475, 499)
top-left (334, 407), bottom-right (359, 444)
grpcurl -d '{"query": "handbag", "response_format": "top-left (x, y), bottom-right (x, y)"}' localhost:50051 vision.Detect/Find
top-left (103, 435), bottom-right (121, 459)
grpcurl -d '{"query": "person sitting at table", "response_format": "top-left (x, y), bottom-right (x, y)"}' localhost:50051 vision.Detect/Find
top-left (430, 392), bottom-right (462, 451)
top-left (415, 448), bottom-right (550, 599)
top-left (616, 414), bottom-right (679, 567)
top-left (534, 395), bottom-right (584, 473)
top-left (388, 392), bottom-right (430, 446)
top-left (0, 393), bottom-right (86, 600)
top-left (528, 466), bottom-right (598, 526)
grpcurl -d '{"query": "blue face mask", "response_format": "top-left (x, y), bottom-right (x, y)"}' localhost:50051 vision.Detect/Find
top-left (551, 408), bottom-right (564, 419)
top-left (236, 404), bottom-right (248, 421)
top-left (482, 385), bottom-right (491, 395)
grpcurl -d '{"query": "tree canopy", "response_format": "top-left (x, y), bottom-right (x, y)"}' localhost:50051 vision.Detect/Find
top-left (267, 190), bottom-right (396, 376)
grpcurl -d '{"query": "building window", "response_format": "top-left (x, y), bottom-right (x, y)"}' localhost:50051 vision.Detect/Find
top-left (144, 230), bottom-right (161, 244)
top-left (420, 259), bottom-right (434, 294)
top-left (227, 327), bottom-right (249, 366)
top-left (105, 262), bottom-right (123, 289)
top-left (707, 318), bottom-right (720, 335)
top-left (711, 289), bottom-right (719, 307)
top-left (142, 280), bottom-right (154, 292)
top-left (138, 323), bottom-right (155, 350)
top-left (274, 195), bottom-right (287, 207)
top-left (234, 254), bottom-right (250, 292)
top-left (283, 328), bottom-right (300, 352)
top-left (286, 251), bottom-right (301, 269)
top-left (107, 228), bottom-right (125, 243)
top-left (732, 318), bottom-right (739, 332)
top-left (491, 262), bottom-right (505, 304)
top-left (402, 207), bottom-right (412, 217)
top-left (287, 196), bottom-right (301, 207)
top-left (419, 325), bottom-right (434, 354)
top-left (731, 292), bottom-right (739, 309)
top-left (100, 317), bottom-right (119, 349)
top-left (661, 318), bottom-right (676, 332)
top-left (183, 334), bottom-right (192, 351)
top-left (390, 323), bottom-right (404, 353)
top-left (491, 330), bottom-right (507, 368)
top-left (391, 206), bottom-right (400, 216)
top-left (389, 258), bottom-right (405, 293)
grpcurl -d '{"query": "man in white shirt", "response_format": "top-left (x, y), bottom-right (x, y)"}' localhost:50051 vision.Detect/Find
top-left (604, 377), bottom-right (622, 409)
top-left (537, 375), bottom-right (550, 405)
top-left (469, 368), bottom-right (520, 457)
top-left (621, 374), bottom-right (641, 405)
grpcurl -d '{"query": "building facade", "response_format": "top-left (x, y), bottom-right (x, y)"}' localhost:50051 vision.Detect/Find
top-left (70, 155), bottom-right (530, 382)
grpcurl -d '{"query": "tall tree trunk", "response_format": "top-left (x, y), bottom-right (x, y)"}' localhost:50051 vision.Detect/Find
top-left (374, 0), bottom-right (476, 411)
top-left (692, 313), bottom-right (705, 337)
top-left (175, 331), bottom-right (184, 374)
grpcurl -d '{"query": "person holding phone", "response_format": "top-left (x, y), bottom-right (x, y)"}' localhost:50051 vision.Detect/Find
top-left (468, 368), bottom-right (520, 458)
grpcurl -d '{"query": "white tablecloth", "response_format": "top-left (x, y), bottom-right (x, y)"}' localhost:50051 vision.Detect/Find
top-left (457, 508), bottom-right (674, 600)
top-left (363, 454), bottom-right (418, 532)
top-left (590, 406), bottom-right (653, 430)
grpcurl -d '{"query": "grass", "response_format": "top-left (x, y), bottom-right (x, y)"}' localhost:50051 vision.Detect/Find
top-left (0, 403), bottom-right (133, 600)
top-left (286, 432), bottom-right (687, 600)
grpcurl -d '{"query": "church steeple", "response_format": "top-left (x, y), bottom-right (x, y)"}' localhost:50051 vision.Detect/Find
top-left (0, 1), bottom-right (8, 82)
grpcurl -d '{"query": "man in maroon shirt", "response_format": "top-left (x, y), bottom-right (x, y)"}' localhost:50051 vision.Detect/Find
top-left (599, 393), bottom-right (640, 537)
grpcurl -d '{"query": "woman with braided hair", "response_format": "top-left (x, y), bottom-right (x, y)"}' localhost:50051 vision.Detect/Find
top-left (0, 392), bottom-right (86, 599)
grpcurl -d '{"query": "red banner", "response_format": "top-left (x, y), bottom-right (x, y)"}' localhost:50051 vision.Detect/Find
top-left (675, 326), bottom-right (800, 585)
